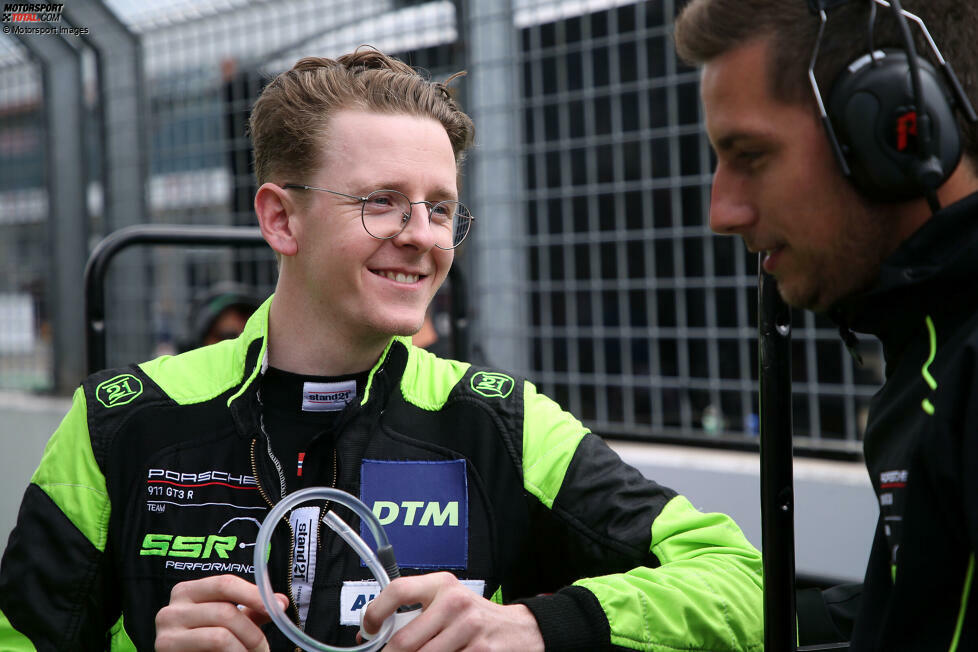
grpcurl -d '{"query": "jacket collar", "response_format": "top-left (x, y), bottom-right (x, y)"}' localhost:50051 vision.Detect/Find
top-left (226, 295), bottom-right (410, 435)
top-left (830, 191), bottom-right (978, 369)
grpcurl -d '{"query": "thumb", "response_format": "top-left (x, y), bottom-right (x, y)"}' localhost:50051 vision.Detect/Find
top-left (276, 593), bottom-right (290, 611)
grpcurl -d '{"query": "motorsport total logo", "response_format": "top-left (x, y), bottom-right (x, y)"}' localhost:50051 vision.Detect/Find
top-left (2, 3), bottom-right (89, 36)
top-left (2, 2), bottom-right (61, 20)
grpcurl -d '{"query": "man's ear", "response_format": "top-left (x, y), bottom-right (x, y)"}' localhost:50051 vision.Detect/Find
top-left (255, 183), bottom-right (299, 257)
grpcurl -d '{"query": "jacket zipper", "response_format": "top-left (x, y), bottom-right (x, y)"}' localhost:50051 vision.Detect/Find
top-left (310, 448), bottom-right (339, 620)
top-left (249, 358), bottom-right (379, 644)
top-left (250, 436), bottom-right (302, 630)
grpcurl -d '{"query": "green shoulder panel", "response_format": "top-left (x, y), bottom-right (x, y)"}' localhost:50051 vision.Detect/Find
top-left (30, 387), bottom-right (110, 551)
top-left (521, 381), bottom-right (589, 509)
top-left (143, 296), bottom-right (270, 406)
top-left (398, 340), bottom-right (471, 411)
top-left (575, 494), bottom-right (763, 651)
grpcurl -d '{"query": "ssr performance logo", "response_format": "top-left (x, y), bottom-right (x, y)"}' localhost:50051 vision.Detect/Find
top-left (140, 518), bottom-right (261, 574)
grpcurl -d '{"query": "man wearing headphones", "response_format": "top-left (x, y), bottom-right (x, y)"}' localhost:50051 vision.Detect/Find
top-left (675, 0), bottom-right (977, 648)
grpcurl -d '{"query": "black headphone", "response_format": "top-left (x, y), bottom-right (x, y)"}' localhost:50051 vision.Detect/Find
top-left (808, 0), bottom-right (977, 207)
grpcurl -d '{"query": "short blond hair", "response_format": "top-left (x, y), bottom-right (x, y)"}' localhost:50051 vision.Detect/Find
top-left (249, 47), bottom-right (475, 185)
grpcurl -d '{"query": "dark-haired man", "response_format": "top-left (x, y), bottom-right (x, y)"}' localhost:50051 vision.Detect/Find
top-left (676, 0), bottom-right (978, 648)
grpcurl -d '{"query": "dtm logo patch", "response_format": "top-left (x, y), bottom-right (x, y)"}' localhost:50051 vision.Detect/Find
top-left (470, 371), bottom-right (514, 399)
top-left (360, 459), bottom-right (468, 569)
top-left (96, 374), bottom-right (143, 408)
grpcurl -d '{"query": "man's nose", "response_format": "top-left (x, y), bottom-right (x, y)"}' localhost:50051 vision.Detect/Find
top-left (394, 203), bottom-right (437, 251)
top-left (709, 165), bottom-right (757, 235)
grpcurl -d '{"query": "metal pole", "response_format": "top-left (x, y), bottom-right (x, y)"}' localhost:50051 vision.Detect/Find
top-left (464, 0), bottom-right (528, 372)
top-left (14, 32), bottom-right (88, 393)
top-left (758, 260), bottom-right (797, 650)
top-left (64, 0), bottom-right (152, 367)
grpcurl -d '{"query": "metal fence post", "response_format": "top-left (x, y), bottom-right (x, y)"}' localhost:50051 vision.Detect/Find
top-left (14, 33), bottom-right (88, 393)
top-left (64, 0), bottom-right (151, 369)
top-left (464, 0), bottom-right (528, 372)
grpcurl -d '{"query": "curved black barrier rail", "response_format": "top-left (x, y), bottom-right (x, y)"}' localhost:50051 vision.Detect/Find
top-left (84, 225), bottom-right (268, 375)
top-left (84, 224), bottom-right (470, 374)
top-left (759, 258), bottom-right (850, 652)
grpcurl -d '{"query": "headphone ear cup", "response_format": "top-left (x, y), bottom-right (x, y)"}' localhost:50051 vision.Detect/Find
top-left (827, 49), bottom-right (961, 200)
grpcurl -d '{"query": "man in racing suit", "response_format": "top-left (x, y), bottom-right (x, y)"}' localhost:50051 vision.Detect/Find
top-left (675, 0), bottom-right (978, 648)
top-left (0, 48), bottom-right (763, 651)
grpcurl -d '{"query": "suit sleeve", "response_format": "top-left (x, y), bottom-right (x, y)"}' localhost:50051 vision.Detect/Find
top-left (0, 387), bottom-right (116, 651)
top-left (516, 381), bottom-right (763, 651)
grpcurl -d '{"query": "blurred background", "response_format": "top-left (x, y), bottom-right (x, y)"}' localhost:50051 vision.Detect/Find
top-left (0, 0), bottom-right (880, 581)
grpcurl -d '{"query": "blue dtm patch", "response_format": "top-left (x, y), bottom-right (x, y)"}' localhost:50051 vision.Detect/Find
top-left (360, 459), bottom-right (468, 569)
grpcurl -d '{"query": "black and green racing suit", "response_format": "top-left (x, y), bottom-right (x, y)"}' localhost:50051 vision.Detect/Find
top-left (0, 298), bottom-right (762, 651)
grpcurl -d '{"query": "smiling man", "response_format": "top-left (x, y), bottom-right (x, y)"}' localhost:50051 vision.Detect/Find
top-left (0, 49), bottom-right (763, 651)
top-left (676, 0), bottom-right (978, 648)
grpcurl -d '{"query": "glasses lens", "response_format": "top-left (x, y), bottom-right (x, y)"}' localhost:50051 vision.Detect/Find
top-left (362, 190), bottom-right (412, 240)
top-left (429, 201), bottom-right (466, 250)
top-left (362, 190), bottom-right (472, 249)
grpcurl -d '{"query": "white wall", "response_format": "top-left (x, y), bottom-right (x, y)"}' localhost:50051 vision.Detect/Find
top-left (611, 441), bottom-right (877, 582)
top-left (0, 392), bottom-right (70, 550)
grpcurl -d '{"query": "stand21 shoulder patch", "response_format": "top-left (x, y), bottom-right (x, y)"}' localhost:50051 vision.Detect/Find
top-left (96, 373), bottom-right (144, 408)
top-left (360, 459), bottom-right (468, 569)
top-left (470, 371), bottom-right (514, 399)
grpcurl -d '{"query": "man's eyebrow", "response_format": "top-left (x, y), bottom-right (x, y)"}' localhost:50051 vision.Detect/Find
top-left (713, 131), bottom-right (772, 153)
top-left (370, 182), bottom-right (458, 200)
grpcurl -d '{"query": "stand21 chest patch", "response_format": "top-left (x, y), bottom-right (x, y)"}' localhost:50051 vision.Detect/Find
top-left (360, 459), bottom-right (468, 569)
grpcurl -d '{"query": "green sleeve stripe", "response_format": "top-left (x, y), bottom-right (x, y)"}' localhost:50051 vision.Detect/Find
top-left (522, 381), bottom-right (588, 509)
top-left (31, 388), bottom-right (110, 550)
top-left (109, 614), bottom-right (137, 651)
top-left (948, 553), bottom-right (975, 652)
top-left (398, 342), bottom-right (470, 410)
top-left (0, 609), bottom-right (34, 650)
top-left (575, 495), bottom-right (763, 651)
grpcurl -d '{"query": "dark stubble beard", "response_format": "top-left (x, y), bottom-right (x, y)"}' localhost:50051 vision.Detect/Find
top-left (789, 188), bottom-right (896, 314)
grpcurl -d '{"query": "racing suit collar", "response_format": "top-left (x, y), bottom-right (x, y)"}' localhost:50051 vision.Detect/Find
top-left (226, 294), bottom-right (411, 438)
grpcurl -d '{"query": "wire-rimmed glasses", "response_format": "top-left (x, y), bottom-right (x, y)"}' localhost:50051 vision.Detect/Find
top-left (282, 184), bottom-right (474, 250)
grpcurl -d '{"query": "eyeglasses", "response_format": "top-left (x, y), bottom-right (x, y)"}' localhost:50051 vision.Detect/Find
top-left (282, 184), bottom-right (475, 250)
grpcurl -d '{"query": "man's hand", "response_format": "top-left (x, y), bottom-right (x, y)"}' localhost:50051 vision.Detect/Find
top-left (361, 572), bottom-right (545, 652)
top-left (155, 574), bottom-right (289, 652)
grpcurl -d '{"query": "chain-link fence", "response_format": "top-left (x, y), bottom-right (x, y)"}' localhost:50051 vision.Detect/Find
top-left (0, 0), bottom-right (881, 452)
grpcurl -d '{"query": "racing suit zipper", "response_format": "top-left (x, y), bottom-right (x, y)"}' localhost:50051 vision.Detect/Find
top-left (309, 449), bottom-right (337, 624)
top-left (250, 436), bottom-right (302, 629)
